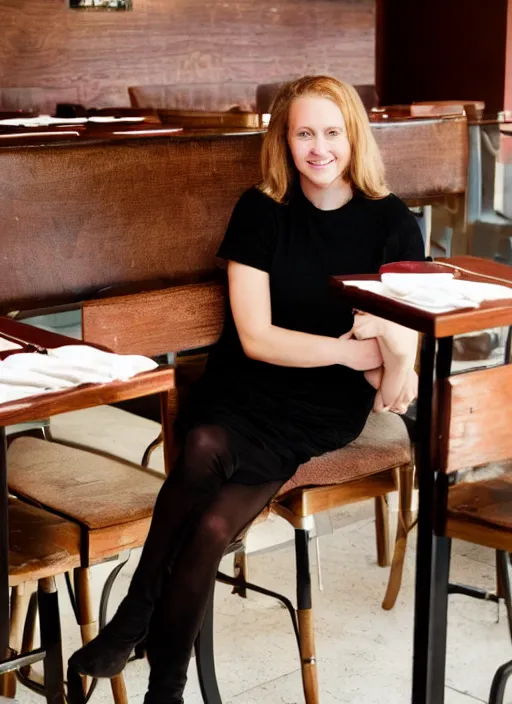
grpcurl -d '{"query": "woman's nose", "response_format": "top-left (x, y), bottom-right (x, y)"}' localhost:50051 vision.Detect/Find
top-left (310, 135), bottom-right (328, 154)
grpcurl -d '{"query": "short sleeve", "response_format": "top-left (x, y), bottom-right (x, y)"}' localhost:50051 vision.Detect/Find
top-left (383, 195), bottom-right (426, 264)
top-left (216, 188), bottom-right (276, 273)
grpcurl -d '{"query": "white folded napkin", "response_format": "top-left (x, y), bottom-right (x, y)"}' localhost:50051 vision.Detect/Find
top-left (88, 116), bottom-right (144, 123)
top-left (0, 115), bottom-right (87, 127)
top-left (0, 345), bottom-right (158, 405)
top-left (348, 274), bottom-right (512, 313)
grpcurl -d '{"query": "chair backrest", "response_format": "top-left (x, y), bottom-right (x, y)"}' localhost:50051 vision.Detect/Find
top-left (0, 133), bottom-right (262, 314)
top-left (255, 81), bottom-right (379, 113)
top-left (372, 115), bottom-right (467, 202)
top-left (128, 83), bottom-right (257, 112)
top-left (439, 363), bottom-right (512, 473)
top-left (81, 280), bottom-right (226, 357)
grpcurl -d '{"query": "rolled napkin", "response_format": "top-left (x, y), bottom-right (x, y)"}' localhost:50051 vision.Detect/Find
top-left (0, 345), bottom-right (158, 405)
top-left (348, 273), bottom-right (512, 313)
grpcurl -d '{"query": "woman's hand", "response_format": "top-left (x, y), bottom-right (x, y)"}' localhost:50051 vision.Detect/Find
top-left (353, 312), bottom-right (417, 363)
top-left (339, 332), bottom-right (383, 371)
top-left (389, 367), bottom-right (418, 414)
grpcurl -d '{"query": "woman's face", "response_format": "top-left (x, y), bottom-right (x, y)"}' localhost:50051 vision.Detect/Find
top-left (287, 95), bottom-right (351, 194)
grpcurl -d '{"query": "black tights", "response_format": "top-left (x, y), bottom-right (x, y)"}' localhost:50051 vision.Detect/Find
top-left (126, 424), bottom-right (284, 702)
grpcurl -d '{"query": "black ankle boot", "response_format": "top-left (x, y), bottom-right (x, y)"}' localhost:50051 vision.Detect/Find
top-left (68, 596), bottom-right (151, 678)
top-left (143, 695), bottom-right (184, 704)
top-left (143, 638), bottom-right (188, 704)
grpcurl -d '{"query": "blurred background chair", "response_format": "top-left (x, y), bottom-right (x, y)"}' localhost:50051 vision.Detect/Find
top-left (256, 81), bottom-right (378, 113)
top-left (128, 82), bottom-right (257, 112)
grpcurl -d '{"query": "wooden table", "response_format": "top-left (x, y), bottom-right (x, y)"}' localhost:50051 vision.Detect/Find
top-left (330, 255), bottom-right (512, 704)
top-left (0, 317), bottom-right (175, 702)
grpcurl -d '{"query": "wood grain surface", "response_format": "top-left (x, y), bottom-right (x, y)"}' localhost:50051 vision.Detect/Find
top-left (0, 0), bottom-right (375, 114)
top-left (440, 365), bottom-right (512, 473)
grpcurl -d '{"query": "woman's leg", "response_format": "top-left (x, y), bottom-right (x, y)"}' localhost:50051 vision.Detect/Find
top-left (69, 424), bottom-right (240, 678)
top-left (144, 479), bottom-right (284, 704)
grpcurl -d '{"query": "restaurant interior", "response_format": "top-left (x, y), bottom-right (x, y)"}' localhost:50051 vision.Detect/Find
top-left (0, 0), bottom-right (511, 703)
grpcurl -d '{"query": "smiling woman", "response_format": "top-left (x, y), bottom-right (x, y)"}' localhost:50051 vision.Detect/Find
top-left (69, 0), bottom-right (132, 9)
top-left (68, 75), bottom-right (425, 704)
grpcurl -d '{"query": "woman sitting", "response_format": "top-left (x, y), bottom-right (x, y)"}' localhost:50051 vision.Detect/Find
top-left (69, 75), bottom-right (424, 703)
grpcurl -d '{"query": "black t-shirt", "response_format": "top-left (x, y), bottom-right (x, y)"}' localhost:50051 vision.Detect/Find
top-left (211, 185), bottom-right (424, 403)
top-left (180, 185), bottom-right (425, 474)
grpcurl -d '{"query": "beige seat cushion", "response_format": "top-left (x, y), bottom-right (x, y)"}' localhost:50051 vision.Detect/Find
top-left (9, 497), bottom-right (81, 587)
top-left (278, 412), bottom-right (411, 496)
top-left (7, 437), bottom-right (163, 531)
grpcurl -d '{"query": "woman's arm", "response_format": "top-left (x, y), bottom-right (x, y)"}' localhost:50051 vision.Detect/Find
top-left (353, 313), bottom-right (418, 411)
top-left (228, 262), bottom-right (383, 371)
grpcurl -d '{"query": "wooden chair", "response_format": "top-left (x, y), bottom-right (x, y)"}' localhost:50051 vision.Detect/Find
top-left (1, 497), bottom-right (81, 703)
top-left (128, 83), bottom-right (257, 113)
top-left (419, 362), bottom-right (512, 704)
top-left (6, 445), bottom-right (164, 704)
top-left (80, 280), bottom-right (415, 704)
top-left (5, 321), bottom-right (176, 703)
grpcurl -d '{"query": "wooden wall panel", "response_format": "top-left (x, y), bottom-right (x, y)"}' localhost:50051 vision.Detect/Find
top-left (377, 0), bottom-right (508, 114)
top-left (0, 0), bottom-right (375, 113)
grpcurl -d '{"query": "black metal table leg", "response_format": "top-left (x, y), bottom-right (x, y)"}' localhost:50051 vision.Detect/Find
top-left (412, 336), bottom-right (453, 704)
top-left (0, 426), bottom-right (9, 659)
top-left (411, 335), bottom-right (437, 704)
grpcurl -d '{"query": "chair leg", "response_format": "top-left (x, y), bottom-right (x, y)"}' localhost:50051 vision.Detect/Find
top-left (295, 528), bottom-right (319, 704)
top-left (194, 588), bottom-right (222, 704)
top-left (38, 577), bottom-right (65, 704)
top-left (497, 551), bottom-right (512, 640)
top-left (374, 495), bottom-right (391, 567)
top-left (74, 567), bottom-right (128, 704)
top-left (141, 432), bottom-right (163, 468)
top-left (0, 584), bottom-right (33, 697)
top-left (489, 659), bottom-right (512, 704)
top-left (382, 464), bottom-right (414, 610)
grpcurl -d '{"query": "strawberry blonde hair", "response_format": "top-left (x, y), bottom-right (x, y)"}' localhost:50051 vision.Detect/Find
top-left (260, 75), bottom-right (389, 202)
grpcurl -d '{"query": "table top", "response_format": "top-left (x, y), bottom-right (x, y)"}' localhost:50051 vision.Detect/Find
top-left (330, 256), bottom-right (512, 338)
top-left (0, 122), bottom-right (266, 147)
top-left (0, 317), bottom-right (175, 425)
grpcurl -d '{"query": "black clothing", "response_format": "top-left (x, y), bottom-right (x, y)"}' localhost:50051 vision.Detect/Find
top-left (177, 186), bottom-right (425, 483)
top-left (68, 185), bottom-right (424, 702)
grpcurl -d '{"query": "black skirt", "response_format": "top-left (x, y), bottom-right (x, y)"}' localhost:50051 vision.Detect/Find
top-left (174, 370), bottom-right (374, 485)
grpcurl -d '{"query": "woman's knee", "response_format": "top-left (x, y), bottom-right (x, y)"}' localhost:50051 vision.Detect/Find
top-left (193, 510), bottom-right (235, 554)
top-left (172, 425), bottom-right (234, 489)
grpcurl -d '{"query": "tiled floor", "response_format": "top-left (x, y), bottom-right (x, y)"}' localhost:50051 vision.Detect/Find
top-left (10, 403), bottom-right (511, 703)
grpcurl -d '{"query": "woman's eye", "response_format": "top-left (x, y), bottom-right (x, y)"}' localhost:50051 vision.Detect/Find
top-left (298, 131), bottom-right (310, 138)
top-left (328, 130), bottom-right (340, 137)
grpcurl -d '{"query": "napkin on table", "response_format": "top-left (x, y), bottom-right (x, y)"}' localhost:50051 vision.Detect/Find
top-left (347, 273), bottom-right (512, 313)
top-left (0, 345), bottom-right (158, 405)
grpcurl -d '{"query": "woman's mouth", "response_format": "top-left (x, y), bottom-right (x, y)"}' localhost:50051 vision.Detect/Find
top-left (307, 158), bottom-right (334, 169)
